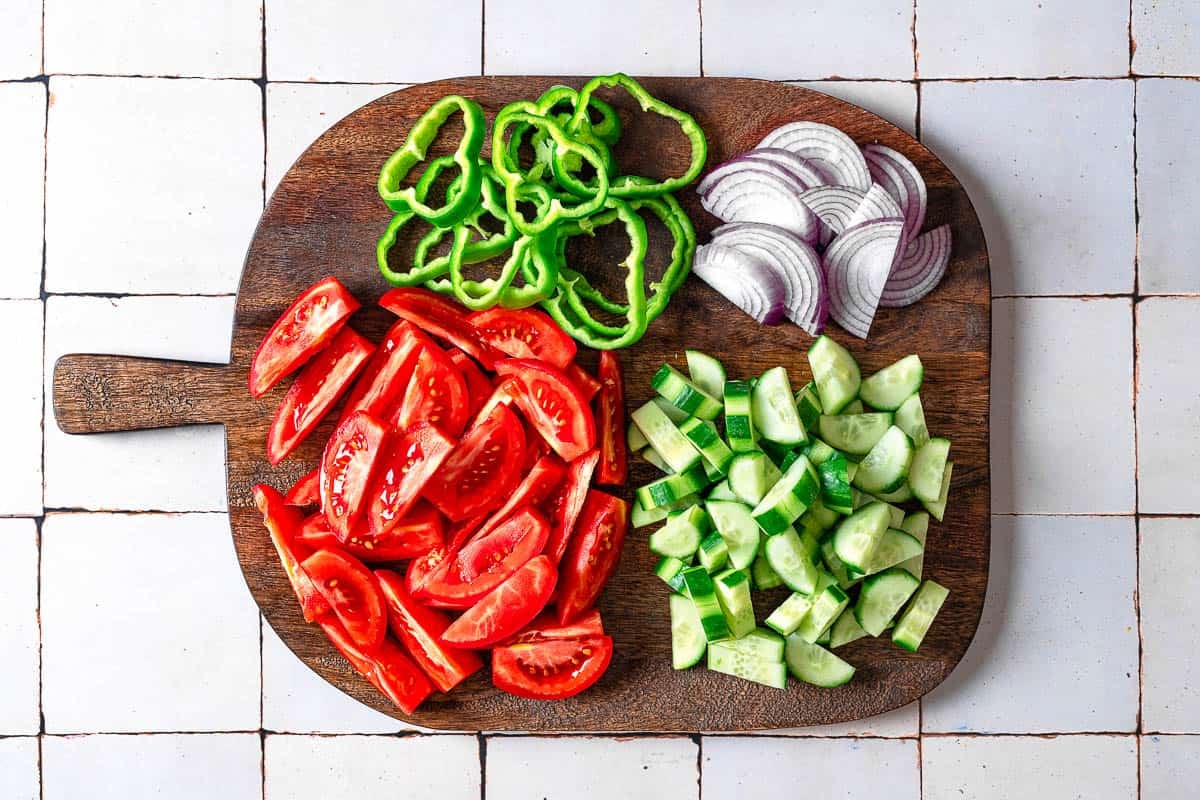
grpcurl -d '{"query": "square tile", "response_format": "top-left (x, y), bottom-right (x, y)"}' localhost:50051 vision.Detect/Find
top-left (266, 82), bottom-right (406, 195)
top-left (0, 83), bottom-right (46, 299)
top-left (45, 76), bottom-right (262, 294)
top-left (41, 513), bottom-right (260, 733)
top-left (1136, 298), bottom-right (1200, 513)
top-left (487, 736), bottom-right (697, 799)
top-left (921, 80), bottom-right (1135, 295)
top-left (262, 619), bottom-right (415, 734)
top-left (43, 734), bottom-right (261, 800)
top-left (0, 300), bottom-right (43, 516)
top-left (703, 737), bottom-right (918, 799)
top-left (991, 298), bottom-right (1135, 514)
top-left (704, 0), bottom-right (912, 80)
top-left (922, 735), bottom-right (1137, 800)
top-left (45, 0), bottom-right (261, 78)
top-left (0, 519), bottom-right (40, 735)
top-left (1136, 80), bottom-right (1200, 293)
top-left (923, 515), bottom-right (1138, 733)
top-left (1133, 0), bottom-right (1200, 75)
top-left (43, 295), bottom-right (232, 512)
top-left (0, 737), bottom-right (39, 800)
top-left (265, 734), bottom-right (480, 800)
top-left (1142, 735), bottom-right (1200, 799)
top-left (1141, 517), bottom-right (1200, 732)
top-left (795, 81), bottom-right (918, 136)
top-left (487, 0), bottom-right (699, 76)
top-left (0, 0), bottom-right (41, 78)
top-left (266, 0), bottom-right (480, 83)
top-left (917, 0), bottom-right (1129, 78)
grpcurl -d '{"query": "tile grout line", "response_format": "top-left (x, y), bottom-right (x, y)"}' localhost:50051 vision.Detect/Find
top-left (694, 733), bottom-right (703, 800)
top-left (697, 0), bottom-right (704, 77)
top-left (477, 732), bottom-right (487, 800)
top-left (38, 3), bottom-right (49, 788)
top-left (479, 0), bottom-right (485, 76)
top-left (910, 0), bottom-right (919, 80)
top-left (258, 0), bottom-right (268, 766)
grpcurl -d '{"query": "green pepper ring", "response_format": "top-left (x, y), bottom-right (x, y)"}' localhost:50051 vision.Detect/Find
top-left (427, 230), bottom-right (559, 310)
top-left (411, 158), bottom-right (519, 277)
top-left (536, 85), bottom-right (622, 146)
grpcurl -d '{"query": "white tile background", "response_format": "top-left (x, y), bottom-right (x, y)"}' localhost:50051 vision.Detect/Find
top-left (2, 1), bottom-right (1197, 797)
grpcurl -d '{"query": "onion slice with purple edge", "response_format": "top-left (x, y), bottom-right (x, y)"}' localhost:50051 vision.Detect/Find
top-left (798, 185), bottom-right (866, 246)
top-left (698, 164), bottom-right (822, 244)
top-left (844, 183), bottom-right (903, 230)
top-left (738, 148), bottom-right (826, 189)
top-left (823, 218), bottom-right (904, 339)
top-left (757, 121), bottom-right (872, 191)
top-left (692, 243), bottom-right (788, 325)
top-left (863, 144), bottom-right (927, 239)
top-left (711, 222), bottom-right (827, 334)
top-left (880, 224), bottom-right (952, 308)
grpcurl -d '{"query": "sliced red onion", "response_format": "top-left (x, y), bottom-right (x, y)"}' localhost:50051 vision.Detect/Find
top-left (879, 224), bottom-right (952, 307)
top-left (757, 121), bottom-right (871, 191)
top-left (693, 243), bottom-right (788, 325)
top-left (823, 218), bottom-right (904, 339)
top-left (798, 185), bottom-right (866, 247)
top-left (698, 164), bottom-right (821, 244)
top-left (740, 148), bottom-right (826, 189)
top-left (863, 144), bottom-right (927, 238)
top-left (844, 183), bottom-right (903, 230)
top-left (711, 222), bottom-right (827, 335)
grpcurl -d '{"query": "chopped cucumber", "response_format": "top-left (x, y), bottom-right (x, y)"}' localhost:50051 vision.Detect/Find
top-left (863, 528), bottom-right (924, 576)
top-left (758, 439), bottom-right (795, 468)
top-left (713, 627), bottom-right (785, 661)
top-left (816, 452), bottom-right (854, 515)
top-left (682, 566), bottom-right (731, 642)
top-left (697, 530), bottom-right (730, 573)
top-left (707, 479), bottom-right (739, 502)
top-left (894, 393), bottom-right (930, 448)
top-left (897, 512), bottom-right (930, 579)
top-left (921, 461), bottom-right (953, 522)
top-left (655, 556), bottom-right (690, 593)
top-left (707, 642), bottom-right (788, 688)
top-left (818, 412), bottom-right (894, 455)
top-left (807, 335), bottom-right (861, 414)
top-left (854, 567), bottom-right (920, 636)
top-left (728, 452), bottom-right (782, 506)
top-left (705, 500), bottom-right (760, 570)
top-left (670, 592), bottom-right (707, 668)
top-left (815, 626), bottom-right (832, 646)
top-left (795, 583), bottom-right (850, 643)
top-left (751, 454), bottom-right (822, 535)
top-left (892, 580), bottom-right (950, 652)
top-left (635, 465), bottom-right (709, 510)
top-left (800, 497), bottom-right (841, 531)
top-left (627, 422), bottom-right (649, 453)
top-left (820, 538), bottom-right (858, 590)
top-left (852, 425), bottom-right (915, 494)
top-left (653, 363), bottom-right (722, 421)
top-left (631, 400), bottom-right (700, 473)
top-left (859, 354), bottom-right (924, 411)
top-left (764, 526), bottom-right (821, 594)
top-left (642, 446), bottom-right (672, 474)
top-left (829, 607), bottom-right (869, 648)
top-left (679, 416), bottom-right (734, 475)
top-left (785, 634), bottom-right (856, 687)
top-left (723, 379), bottom-right (758, 452)
top-left (752, 366), bottom-right (807, 445)
top-left (714, 568), bottom-right (756, 639)
top-left (765, 592), bottom-right (813, 636)
top-left (843, 399), bottom-right (865, 414)
top-left (909, 437), bottom-right (951, 503)
top-left (794, 381), bottom-right (823, 431)
top-left (649, 505), bottom-right (709, 559)
top-left (832, 501), bottom-right (891, 573)
top-left (751, 536), bottom-right (784, 590)
top-left (632, 493), bottom-right (698, 528)
top-left (803, 438), bottom-right (837, 465)
top-left (874, 481), bottom-right (914, 503)
top-left (652, 395), bottom-right (689, 423)
top-left (685, 349), bottom-right (726, 400)
top-left (853, 490), bottom-right (905, 528)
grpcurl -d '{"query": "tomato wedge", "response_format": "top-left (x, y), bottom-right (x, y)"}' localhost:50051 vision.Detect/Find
top-left (492, 634), bottom-right (613, 700)
top-left (301, 548), bottom-right (387, 651)
top-left (296, 502), bottom-right (445, 563)
top-left (504, 608), bottom-right (604, 645)
top-left (337, 319), bottom-right (422, 425)
top-left (466, 307), bottom-right (577, 370)
top-left (441, 554), bottom-right (558, 648)
top-left (366, 422), bottom-right (455, 538)
top-left (542, 450), bottom-right (600, 565)
top-left (320, 620), bottom-right (432, 714)
top-left (494, 359), bottom-right (596, 462)
top-left (423, 404), bottom-right (526, 521)
top-left (417, 506), bottom-right (550, 608)
top-left (556, 489), bottom-right (629, 625)
top-left (594, 351), bottom-right (627, 486)
top-left (285, 467), bottom-right (321, 506)
top-left (321, 411), bottom-right (388, 539)
top-left (566, 363), bottom-right (602, 402)
top-left (375, 570), bottom-right (483, 693)
top-left (447, 349), bottom-right (491, 417)
top-left (473, 453), bottom-right (565, 542)
top-left (250, 276), bottom-right (359, 397)
top-left (267, 327), bottom-right (373, 464)
top-left (253, 484), bottom-right (330, 622)
top-left (380, 287), bottom-right (503, 368)
top-left (393, 343), bottom-right (469, 437)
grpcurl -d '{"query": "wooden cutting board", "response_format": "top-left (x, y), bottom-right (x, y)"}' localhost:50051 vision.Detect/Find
top-left (52, 76), bottom-right (990, 732)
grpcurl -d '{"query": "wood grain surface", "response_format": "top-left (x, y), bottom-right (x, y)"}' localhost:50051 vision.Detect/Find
top-left (52, 76), bottom-right (990, 731)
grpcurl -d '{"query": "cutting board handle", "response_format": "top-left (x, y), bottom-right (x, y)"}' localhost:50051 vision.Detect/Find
top-left (52, 354), bottom-right (240, 434)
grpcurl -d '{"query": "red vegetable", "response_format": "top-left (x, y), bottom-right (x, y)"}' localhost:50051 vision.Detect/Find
top-left (320, 619), bottom-right (432, 714)
top-left (441, 555), bottom-right (558, 648)
top-left (320, 411), bottom-right (388, 540)
top-left (376, 569), bottom-right (482, 693)
top-left (423, 404), bottom-right (527, 521)
top-left (337, 319), bottom-right (422, 425)
top-left (380, 287), bottom-right (502, 367)
top-left (467, 307), bottom-right (577, 369)
top-left (302, 547), bottom-right (387, 652)
top-left (492, 635), bottom-right (613, 700)
top-left (556, 489), bottom-right (628, 624)
top-left (253, 484), bottom-right (329, 622)
top-left (494, 359), bottom-right (596, 462)
top-left (393, 342), bottom-right (470, 437)
top-left (594, 352), bottom-right (626, 486)
top-left (365, 422), bottom-right (455, 538)
top-left (285, 468), bottom-right (321, 507)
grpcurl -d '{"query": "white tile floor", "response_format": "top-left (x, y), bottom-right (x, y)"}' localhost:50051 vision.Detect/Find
top-left (3, 2), bottom-right (1197, 798)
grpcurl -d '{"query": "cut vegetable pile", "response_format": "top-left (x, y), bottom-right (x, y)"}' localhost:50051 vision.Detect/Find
top-left (249, 277), bottom-right (631, 711)
top-left (632, 339), bottom-right (952, 689)
top-left (375, 73), bottom-right (707, 349)
top-left (694, 121), bottom-right (952, 339)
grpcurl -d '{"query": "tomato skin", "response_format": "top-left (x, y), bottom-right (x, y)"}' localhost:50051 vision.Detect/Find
top-left (375, 569), bottom-right (483, 693)
top-left (503, 608), bottom-right (604, 645)
top-left (492, 634), bottom-right (613, 700)
top-left (253, 484), bottom-right (330, 622)
top-left (594, 351), bottom-right (627, 486)
top-left (320, 412), bottom-right (388, 539)
top-left (566, 363), bottom-right (602, 402)
top-left (320, 620), bottom-right (432, 714)
top-left (493, 359), bottom-right (596, 462)
top-left (556, 490), bottom-right (629, 625)
top-left (447, 349), bottom-right (492, 417)
top-left (296, 502), bottom-right (445, 563)
top-left (441, 555), bottom-right (558, 648)
top-left (393, 342), bottom-right (470, 438)
top-left (366, 423), bottom-right (455, 538)
top-left (337, 319), bottom-right (422, 426)
top-left (285, 468), bottom-right (321, 507)
top-left (423, 404), bottom-right (527, 521)
top-left (267, 327), bottom-right (374, 465)
top-left (302, 548), bottom-right (387, 652)
top-left (472, 453), bottom-right (565, 542)
top-left (250, 276), bottom-right (359, 397)
top-left (380, 287), bottom-right (503, 368)
top-left (542, 450), bottom-right (600, 565)
top-left (466, 307), bottom-right (577, 370)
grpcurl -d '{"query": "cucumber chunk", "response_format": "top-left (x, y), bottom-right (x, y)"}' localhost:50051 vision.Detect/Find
top-left (714, 568), bottom-right (756, 639)
top-left (632, 400), bottom-right (701, 473)
top-left (794, 583), bottom-right (850, 643)
top-left (820, 538), bottom-right (858, 590)
top-left (785, 634), bottom-right (856, 687)
top-left (921, 461), bottom-right (953, 522)
top-left (854, 567), bottom-right (920, 636)
top-left (832, 502), bottom-right (891, 573)
top-left (897, 512), bottom-right (930, 579)
top-left (707, 479), bottom-right (739, 502)
top-left (655, 556), bottom-right (690, 593)
top-left (751, 454), bottom-right (822, 535)
top-left (862, 528), bottom-right (924, 576)
top-left (682, 567), bottom-right (731, 642)
top-left (892, 580), bottom-right (950, 652)
top-left (679, 416), bottom-right (735, 475)
top-left (642, 446), bottom-right (672, 474)
top-left (859, 354), bottom-right (924, 411)
top-left (751, 535), bottom-right (784, 590)
top-left (705, 500), bottom-right (760, 570)
top-left (627, 422), bottom-right (649, 453)
top-left (697, 530), bottom-right (730, 573)
top-left (713, 627), bottom-right (785, 661)
top-left (670, 592), bottom-right (707, 668)
top-left (752, 366), bottom-right (807, 445)
top-left (635, 465), bottom-right (708, 510)
top-left (765, 592), bottom-right (813, 636)
top-left (843, 399), bottom-right (865, 414)
top-left (685, 350), bottom-right (726, 400)
top-left (649, 505), bottom-right (709, 559)
top-left (807, 335), bottom-right (861, 414)
top-left (816, 452), bottom-right (854, 515)
top-left (652, 363), bottom-right (723, 420)
top-left (909, 437), bottom-right (951, 503)
top-left (894, 392), bottom-right (930, 448)
top-left (874, 481), bottom-right (914, 503)
top-left (794, 381), bottom-right (824, 431)
top-left (852, 425), bottom-right (915, 494)
top-left (632, 493), bottom-right (698, 528)
top-left (764, 526), bottom-right (821, 594)
top-left (829, 607), bottom-right (869, 648)
top-left (707, 642), bottom-right (788, 688)
top-left (723, 379), bottom-right (758, 452)
top-left (728, 452), bottom-right (782, 506)
top-left (818, 413), bottom-right (894, 455)
top-left (853, 490), bottom-right (905, 527)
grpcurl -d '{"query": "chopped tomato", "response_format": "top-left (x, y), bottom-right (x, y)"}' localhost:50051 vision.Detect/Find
top-left (520, 430), bottom-right (551, 474)
top-left (249, 276), bottom-right (359, 397)
top-left (321, 411), bottom-right (388, 539)
top-left (494, 359), bottom-right (596, 462)
top-left (380, 287), bottom-right (503, 368)
top-left (337, 319), bottom-right (422, 425)
top-left (441, 555), bottom-right (558, 648)
top-left (423, 404), bottom-right (526, 521)
top-left (417, 507), bottom-right (550, 608)
top-left (393, 343), bottom-right (469, 437)
top-left (542, 450), bottom-right (600, 564)
top-left (301, 548), bottom-right (387, 651)
top-left (296, 502), bottom-right (445, 563)
top-left (492, 634), bottom-right (613, 700)
top-left (473, 454), bottom-right (566, 542)
top-left (556, 490), bottom-right (628, 625)
top-left (505, 608), bottom-right (604, 645)
top-left (253, 484), bottom-right (330, 622)
top-left (366, 423), bottom-right (455, 538)
top-left (320, 620), bottom-right (433, 714)
top-left (469, 377), bottom-right (519, 431)
top-left (267, 327), bottom-right (373, 464)
top-left (285, 467), bottom-right (321, 507)
top-left (375, 570), bottom-right (483, 693)
top-left (566, 363), bottom-right (602, 402)
top-left (594, 351), bottom-right (627, 485)
top-left (466, 307), bottom-right (577, 370)
top-left (447, 349), bottom-right (491, 417)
